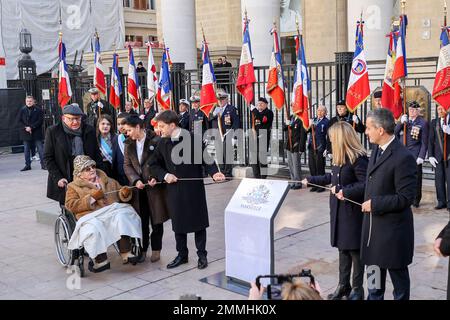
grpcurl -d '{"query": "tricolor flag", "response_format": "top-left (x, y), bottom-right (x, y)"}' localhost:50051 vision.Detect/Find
top-left (156, 47), bottom-right (172, 111)
top-left (266, 26), bottom-right (285, 110)
top-left (382, 31), bottom-right (403, 119)
top-left (127, 45), bottom-right (140, 109)
top-left (433, 27), bottom-right (450, 111)
top-left (93, 36), bottom-right (106, 95)
top-left (346, 19), bottom-right (370, 113)
top-left (292, 35), bottom-right (310, 129)
top-left (109, 53), bottom-right (122, 109)
top-left (392, 15), bottom-right (408, 83)
top-left (58, 38), bottom-right (72, 107)
top-left (200, 38), bottom-right (218, 117)
top-left (147, 43), bottom-right (158, 101)
top-left (236, 16), bottom-right (256, 104)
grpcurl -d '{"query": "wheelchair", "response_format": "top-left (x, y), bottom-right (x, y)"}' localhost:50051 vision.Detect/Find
top-left (54, 205), bottom-right (141, 277)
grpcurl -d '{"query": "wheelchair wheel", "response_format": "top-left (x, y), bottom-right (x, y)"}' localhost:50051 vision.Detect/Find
top-left (54, 215), bottom-right (74, 267)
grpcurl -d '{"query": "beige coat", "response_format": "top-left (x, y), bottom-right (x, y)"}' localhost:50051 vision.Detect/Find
top-left (65, 169), bottom-right (132, 220)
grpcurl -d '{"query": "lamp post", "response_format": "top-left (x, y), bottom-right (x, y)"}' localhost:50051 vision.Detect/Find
top-left (18, 28), bottom-right (37, 96)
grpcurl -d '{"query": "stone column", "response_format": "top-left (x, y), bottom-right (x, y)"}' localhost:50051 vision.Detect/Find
top-left (241, 0), bottom-right (281, 67)
top-left (160, 0), bottom-right (197, 70)
top-left (347, 0), bottom-right (395, 61)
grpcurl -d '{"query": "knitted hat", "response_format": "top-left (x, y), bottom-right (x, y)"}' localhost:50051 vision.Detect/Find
top-left (73, 155), bottom-right (96, 177)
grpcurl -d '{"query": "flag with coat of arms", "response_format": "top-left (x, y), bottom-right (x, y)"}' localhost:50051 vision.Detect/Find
top-left (147, 43), bottom-right (158, 102)
top-left (433, 27), bottom-right (450, 110)
top-left (200, 36), bottom-right (218, 117)
top-left (292, 34), bottom-right (310, 129)
top-left (109, 53), bottom-right (122, 109)
top-left (266, 25), bottom-right (285, 110)
top-left (236, 14), bottom-right (256, 104)
top-left (127, 45), bottom-right (140, 109)
top-left (156, 47), bottom-right (172, 111)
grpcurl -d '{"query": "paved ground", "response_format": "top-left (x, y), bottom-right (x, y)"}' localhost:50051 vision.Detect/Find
top-left (0, 153), bottom-right (448, 300)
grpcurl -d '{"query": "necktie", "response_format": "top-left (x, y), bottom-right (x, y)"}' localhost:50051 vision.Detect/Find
top-left (376, 147), bottom-right (383, 163)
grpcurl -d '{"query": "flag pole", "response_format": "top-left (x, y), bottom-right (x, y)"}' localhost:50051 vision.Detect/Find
top-left (444, 0), bottom-right (448, 166)
top-left (401, 0), bottom-right (408, 146)
top-left (353, 12), bottom-right (364, 130)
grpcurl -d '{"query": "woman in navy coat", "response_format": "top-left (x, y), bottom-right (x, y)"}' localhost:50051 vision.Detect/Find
top-left (303, 121), bottom-right (368, 300)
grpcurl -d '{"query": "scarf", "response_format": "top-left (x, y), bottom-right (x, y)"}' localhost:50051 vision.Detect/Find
top-left (100, 135), bottom-right (113, 164)
top-left (62, 122), bottom-right (84, 156)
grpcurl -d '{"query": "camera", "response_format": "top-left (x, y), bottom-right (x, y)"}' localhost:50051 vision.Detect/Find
top-left (256, 269), bottom-right (315, 300)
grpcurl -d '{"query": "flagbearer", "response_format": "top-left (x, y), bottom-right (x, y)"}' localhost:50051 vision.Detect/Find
top-left (189, 91), bottom-right (209, 136)
top-left (428, 106), bottom-right (450, 211)
top-left (85, 88), bottom-right (115, 130)
top-left (395, 101), bottom-right (429, 208)
top-left (211, 90), bottom-right (240, 177)
top-left (178, 99), bottom-right (190, 131)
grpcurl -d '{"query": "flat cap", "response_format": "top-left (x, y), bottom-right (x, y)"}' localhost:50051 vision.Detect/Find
top-left (62, 103), bottom-right (84, 116)
top-left (408, 101), bottom-right (421, 109)
top-left (373, 91), bottom-right (382, 99)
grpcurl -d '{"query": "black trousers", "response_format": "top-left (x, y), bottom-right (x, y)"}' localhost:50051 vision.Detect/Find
top-left (175, 230), bottom-right (207, 259)
top-left (435, 160), bottom-right (450, 208)
top-left (220, 140), bottom-right (234, 177)
top-left (367, 267), bottom-right (410, 300)
top-left (138, 190), bottom-right (163, 252)
top-left (251, 139), bottom-right (270, 179)
top-left (339, 250), bottom-right (364, 289)
top-left (415, 164), bottom-right (423, 205)
top-left (308, 148), bottom-right (326, 176)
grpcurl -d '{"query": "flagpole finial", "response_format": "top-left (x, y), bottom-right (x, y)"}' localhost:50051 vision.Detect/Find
top-left (296, 15), bottom-right (300, 35)
top-left (58, 31), bottom-right (63, 40)
top-left (400, 0), bottom-right (406, 14)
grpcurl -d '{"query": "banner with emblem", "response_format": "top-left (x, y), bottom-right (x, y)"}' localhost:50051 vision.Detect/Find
top-left (236, 12), bottom-right (256, 105)
top-left (433, 27), bottom-right (450, 111)
top-left (266, 24), bottom-right (285, 110)
top-left (127, 45), bottom-right (140, 110)
top-left (292, 34), bottom-right (310, 130)
top-left (58, 35), bottom-right (72, 108)
top-left (200, 33), bottom-right (218, 117)
top-left (147, 43), bottom-right (158, 102)
top-left (157, 46), bottom-right (172, 111)
top-left (93, 34), bottom-right (106, 95)
top-left (109, 53), bottom-right (122, 109)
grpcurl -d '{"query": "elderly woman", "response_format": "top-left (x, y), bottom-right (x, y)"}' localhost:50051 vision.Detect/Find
top-left (66, 155), bottom-right (142, 273)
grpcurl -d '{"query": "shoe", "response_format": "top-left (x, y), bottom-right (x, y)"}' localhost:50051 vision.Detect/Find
top-left (327, 284), bottom-right (351, 300)
top-left (316, 188), bottom-right (326, 193)
top-left (137, 251), bottom-right (147, 263)
top-left (290, 184), bottom-right (303, 190)
top-left (310, 187), bottom-right (318, 192)
top-left (435, 203), bottom-right (446, 210)
top-left (150, 250), bottom-right (161, 263)
top-left (88, 260), bottom-right (110, 273)
top-left (198, 257), bottom-right (208, 270)
top-left (121, 252), bottom-right (139, 265)
top-left (41, 164), bottom-right (47, 170)
top-left (348, 287), bottom-right (364, 300)
top-left (20, 166), bottom-right (31, 172)
top-left (167, 255), bottom-right (188, 269)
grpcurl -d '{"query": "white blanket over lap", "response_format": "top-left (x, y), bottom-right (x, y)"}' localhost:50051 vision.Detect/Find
top-left (68, 203), bottom-right (142, 259)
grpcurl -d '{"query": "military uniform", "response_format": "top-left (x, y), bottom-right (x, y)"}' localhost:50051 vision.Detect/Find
top-left (327, 112), bottom-right (365, 153)
top-left (190, 108), bottom-right (209, 136)
top-left (178, 111), bottom-right (190, 131)
top-left (250, 106), bottom-right (274, 179)
top-left (85, 98), bottom-right (115, 129)
top-left (308, 116), bottom-right (329, 192)
top-left (395, 114), bottom-right (429, 206)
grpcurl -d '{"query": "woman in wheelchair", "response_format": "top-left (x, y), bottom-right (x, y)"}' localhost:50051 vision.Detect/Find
top-left (65, 155), bottom-right (142, 273)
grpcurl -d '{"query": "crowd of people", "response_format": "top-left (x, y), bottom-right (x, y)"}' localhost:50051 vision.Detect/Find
top-left (16, 86), bottom-right (450, 300)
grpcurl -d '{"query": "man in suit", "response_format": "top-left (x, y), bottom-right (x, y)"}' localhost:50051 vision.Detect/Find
top-left (429, 105), bottom-right (450, 211)
top-left (250, 97), bottom-right (274, 179)
top-left (178, 99), bottom-right (190, 131)
top-left (395, 101), bottom-right (429, 208)
top-left (140, 98), bottom-right (157, 130)
top-left (44, 104), bottom-right (103, 205)
top-left (362, 108), bottom-right (417, 300)
top-left (307, 105), bottom-right (329, 193)
top-left (211, 90), bottom-right (240, 177)
top-left (18, 96), bottom-right (45, 171)
top-left (150, 111), bottom-right (226, 270)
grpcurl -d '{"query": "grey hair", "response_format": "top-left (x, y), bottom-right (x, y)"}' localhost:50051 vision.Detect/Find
top-left (366, 108), bottom-right (395, 135)
top-left (317, 105), bottom-right (328, 115)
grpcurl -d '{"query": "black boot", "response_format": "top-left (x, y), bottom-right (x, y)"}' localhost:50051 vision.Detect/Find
top-left (348, 287), bottom-right (365, 300)
top-left (327, 284), bottom-right (351, 300)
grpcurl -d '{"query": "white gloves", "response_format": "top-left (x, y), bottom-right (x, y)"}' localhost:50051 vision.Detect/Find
top-left (98, 101), bottom-right (104, 109)
top-left (250, 104), bottom-right (257, 111)
top-left (429, 157), bottom-right (439, 168)
top-left (323, 150), bottom-right (328, 158)
top-left (285, 119), bottom-right (291, 126)
top-left (443, 125), bottom-right (450, 135)
top-left (401, 114), bottom-right (408, 124)
top-left (139, 114), bottom-right (145, 120)
top-left (309, 119), bottom-right (315, 127)
top-left (416, 158), bottom-right (424, 165)
top-left (352, 115), bottom-right (359, 124)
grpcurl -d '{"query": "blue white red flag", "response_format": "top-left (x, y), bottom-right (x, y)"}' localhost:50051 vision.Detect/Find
top-left (127, 45), bottom-right (140, 109)
top-left (109, 53), bottom-right (122, 109)
top-left (236, 17), bottom-right (256, 104)
top-left (200, 38), bottom-right (218, 116)
top-left (433, 27), bottom-right (450, 111)
top-left (292, 35), bottom-right (310, 129)
top-left (58, 38), bottom-right (72, 107)
top-left (156, 47), bottom-right (172, 111)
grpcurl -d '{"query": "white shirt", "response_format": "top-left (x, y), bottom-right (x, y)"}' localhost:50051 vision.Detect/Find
top-left (379, 135), bottom-right (396, 153)
top-left (136, 132), bottom-right (146, 164)
top-left (441, 115), bottom-right (450, 127)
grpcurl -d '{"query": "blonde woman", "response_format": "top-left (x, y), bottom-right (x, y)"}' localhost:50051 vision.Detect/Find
top-left (302, 121), bottom-right (368, 300)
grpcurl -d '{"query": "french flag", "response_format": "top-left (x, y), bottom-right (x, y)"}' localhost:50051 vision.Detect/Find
top-left (392, 15), bottom-right (408, 83)
top-left (346, 19), bottom-right (370, 113)
top-left (236, 17), bottom-right (256, 104)
top-left (433, 27), bottom-right (450, 111)
top-left (93, 36), bottom-right (106, 95)
top-left (382, 31), bottom-right (403, 119)
top-left (292, 35), bottom-right (310, 129)
top-left (200, 39), bottom-right (218, 117)
top-left (147, 43), bottom-right (158, 102)
top-left (109, 53), bottom-right (122, 109)
top-left (266, 26), bottom-right (285, 110)
top-left (156, 47), bottom-right (172, 111)
top-left (58, 38), bottom-right (72, 108)
top-left (127, 45), bottom-right (140, 110)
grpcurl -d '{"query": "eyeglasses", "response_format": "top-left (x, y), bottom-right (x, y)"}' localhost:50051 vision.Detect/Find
top-left (64, 116), bottom-right (82, 123)
top-left (82, 165), bottom-right (96, 172)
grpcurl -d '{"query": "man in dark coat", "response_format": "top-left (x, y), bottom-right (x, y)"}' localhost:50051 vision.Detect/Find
top-left (178, 99), bottom-right (190, 131)
top-left (18, 96), bottom-right (45, 171)
top-left (435, 221), bottom-right (450, 300)
top-left (43, 104), bottom-right (103, 205)
top-left (362, 108), bottom-right (417, 300)
top-left (150, 110), bottom-right (226, 270)
top-left (85, 88), bottom-right (116, 129)
top-left (307, 105), bottom-right (329, 193)
top-left (428, 105), bottom-right (450, 211)
top-left (394, 101), bottom-right (429, 208)
top-left (140, 98), bottom-right (157, 130)
top-left (250, 97), bottom-right (274, 179)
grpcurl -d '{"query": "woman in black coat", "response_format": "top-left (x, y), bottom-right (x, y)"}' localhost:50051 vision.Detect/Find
top-left (303, 121), bottom-right (368, 300)
top-left (435, 222), bottom-right (450, 300)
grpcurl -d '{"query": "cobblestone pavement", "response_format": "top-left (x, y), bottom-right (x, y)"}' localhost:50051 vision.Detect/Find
top-left (0, 153), bottom-right (448, 300)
